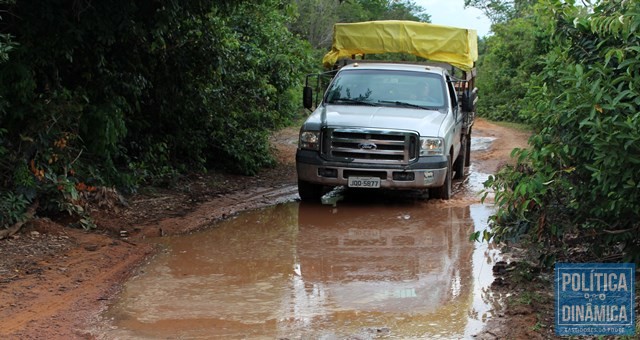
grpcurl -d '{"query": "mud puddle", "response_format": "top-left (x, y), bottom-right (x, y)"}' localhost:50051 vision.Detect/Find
top-left (92, 135), bottom-right (504, 339)
top-left (94, 201), bottom-right (500, 339)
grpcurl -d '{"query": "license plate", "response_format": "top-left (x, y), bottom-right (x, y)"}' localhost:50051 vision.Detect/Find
top-left (348, 177), bottom-right (381, 188)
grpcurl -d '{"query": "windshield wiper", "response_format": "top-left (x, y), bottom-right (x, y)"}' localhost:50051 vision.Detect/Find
top-left (378, 100), bottom-right (439, 111)
top-left (329, 98), bottom-right (377, 106)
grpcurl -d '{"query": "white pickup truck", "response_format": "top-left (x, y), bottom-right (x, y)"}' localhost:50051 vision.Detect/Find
top-left (296, 21), bottom-right (478, 201)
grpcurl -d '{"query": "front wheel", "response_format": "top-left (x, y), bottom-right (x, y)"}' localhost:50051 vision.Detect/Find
top-left (298, 179), bottom-right (323, 202)
top-left (430, 156), bottom-right (452, 200)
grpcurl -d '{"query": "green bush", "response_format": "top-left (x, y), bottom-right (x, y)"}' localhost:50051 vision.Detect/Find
top-left (480, 0), bottom-right (640, 264)
top-left (475, 4), bottom-right (551, 123)
top-left (0, 0), bottom-right (312, 226)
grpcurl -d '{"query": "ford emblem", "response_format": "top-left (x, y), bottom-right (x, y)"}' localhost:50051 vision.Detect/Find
top-left (358, 142), bottom-right (377, 150)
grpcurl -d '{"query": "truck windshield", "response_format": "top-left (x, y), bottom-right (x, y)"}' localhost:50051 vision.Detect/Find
top-left (324, 69), bottom-right (447, 109)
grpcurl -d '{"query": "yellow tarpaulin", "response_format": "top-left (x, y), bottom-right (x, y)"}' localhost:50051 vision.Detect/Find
top-left (322, 20), bottom-right (478, 71)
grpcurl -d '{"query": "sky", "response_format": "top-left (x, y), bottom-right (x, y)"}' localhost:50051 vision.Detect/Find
top-left (413, 0), bottom-right (492, 37)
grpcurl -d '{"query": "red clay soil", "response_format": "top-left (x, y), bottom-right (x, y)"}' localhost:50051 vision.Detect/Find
top-left (0, 120), bottom-right (542, 339)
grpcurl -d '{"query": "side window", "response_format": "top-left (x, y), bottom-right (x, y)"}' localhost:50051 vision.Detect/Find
top-left (446, 75), bottom-right (458, 108)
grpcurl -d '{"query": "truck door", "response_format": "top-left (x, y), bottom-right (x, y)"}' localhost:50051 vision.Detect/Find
top-left (446, 75), bottom-right (462, 159)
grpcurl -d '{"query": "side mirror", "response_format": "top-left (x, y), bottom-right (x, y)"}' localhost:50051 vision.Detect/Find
top-left (303, 86), bottom-right (313, 110)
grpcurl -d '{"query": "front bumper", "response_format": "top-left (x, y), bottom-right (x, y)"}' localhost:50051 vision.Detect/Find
top-left (296, 149), bottom-right (447, 189)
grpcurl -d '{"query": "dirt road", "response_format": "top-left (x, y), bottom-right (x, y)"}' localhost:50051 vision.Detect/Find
top-left (0, 118), bottom-right (531, 339)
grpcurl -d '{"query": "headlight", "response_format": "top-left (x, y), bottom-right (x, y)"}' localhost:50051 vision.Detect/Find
top-left (300, 131), bottom-right (320, 150)
top-left (420, 137), bottom-right (444, 156)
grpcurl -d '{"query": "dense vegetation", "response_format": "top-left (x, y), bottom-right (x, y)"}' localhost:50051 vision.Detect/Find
top-left (469, 0), bottom-right (545, 122)
top-left (290, 0), bottom-right (429, 50)
top-left (475, 0), bottom-right (640, 263)
top-left (0, 0), bottom-right (426, 228)
top-left (2, 0), bottom-right (638, 265)
top-left (0, 0), bottom-right (315, 228)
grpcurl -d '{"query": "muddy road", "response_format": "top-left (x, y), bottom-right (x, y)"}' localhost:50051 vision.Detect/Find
top-left (0, 119), bottom-right (531, 339)
top-left (88, 119), bottom-right (528, 339)
top-left (94, 201), bottom-right (500, 339)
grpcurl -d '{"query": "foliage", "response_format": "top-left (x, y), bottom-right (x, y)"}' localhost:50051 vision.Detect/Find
top-left (119, 0), bottom-right (313, 176)
top-left (0, 191), bottom-right (28, 228)
top-left (289, 0), bottom-right (342, 49)
top-left (289, 0), bottom-right (429, 50)
top-left (465, 0), bottom-right (538, 24)
top-left (474, 1), bottom-right (551, 122)
top-left (0, 0), bottom-right (432, 228)
top-left (344, 0), bottom-right (429, 22)
top-left (479, 0), bottom-right (640, 264)
top-left (0, 0), bottom-right (312, 227)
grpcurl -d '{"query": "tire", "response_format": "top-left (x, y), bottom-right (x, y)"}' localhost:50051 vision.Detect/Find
top-left (298, 179), bottom-right (323, 202)
top-left (453, 138), bottom-right (467, 180)
top-left (430, 155), bottom-right (452, 200)
top-left (465, 129), bottom-right (472, 167)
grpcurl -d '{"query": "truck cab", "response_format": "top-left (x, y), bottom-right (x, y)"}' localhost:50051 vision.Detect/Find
top-left (296, 21), bottom-right (478, 201)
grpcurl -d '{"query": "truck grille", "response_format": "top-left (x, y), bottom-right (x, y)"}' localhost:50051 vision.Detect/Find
top-left (322, 128), bottom-right (418, 164)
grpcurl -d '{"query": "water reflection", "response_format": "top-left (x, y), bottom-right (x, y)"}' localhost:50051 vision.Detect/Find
top-left (98, 201), bottom-right (500, 339)
top-left (284, 202), bottom-right (477, 339)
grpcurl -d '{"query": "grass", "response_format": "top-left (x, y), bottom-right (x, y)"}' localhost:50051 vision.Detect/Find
top-left (511, 290), bottom-right (544, 306)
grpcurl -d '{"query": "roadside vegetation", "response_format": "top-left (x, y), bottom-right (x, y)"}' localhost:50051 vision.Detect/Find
top-left (0, 0), bottom-right (426, 232)
top-left (1, 0), bottom-right (638, 267)
top-left (471, 0), bottom-right (640, 265)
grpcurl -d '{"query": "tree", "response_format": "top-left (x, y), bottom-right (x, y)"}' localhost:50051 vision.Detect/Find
top-left (472, 0), bottom-right (551, 122)
top-left (289, 0), bottom-right (430, 50)
top-left (476, 11), bottom-right (550, 121)
top-left (350, 0), bottom-right (429, 22)
top-left (290, 0), bottom-right (341, 49)
top-left (465, 0), bottom-right (538, 24)
top-left (0, 0), bottom-right (312, 227)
